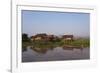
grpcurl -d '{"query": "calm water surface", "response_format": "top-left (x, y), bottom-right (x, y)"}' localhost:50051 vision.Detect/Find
top-left (22, 47), bottom-right (90, 62)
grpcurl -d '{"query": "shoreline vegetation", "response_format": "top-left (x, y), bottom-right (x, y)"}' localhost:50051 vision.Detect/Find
top-left (22, 33), bottom-right (90, 50)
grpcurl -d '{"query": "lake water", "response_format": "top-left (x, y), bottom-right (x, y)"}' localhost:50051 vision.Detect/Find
top-left (22, 47), bottom-right (90, 62)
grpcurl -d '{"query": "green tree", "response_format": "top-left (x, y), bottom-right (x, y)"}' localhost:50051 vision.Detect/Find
top-left (22, 33), bottom-right (30, 42)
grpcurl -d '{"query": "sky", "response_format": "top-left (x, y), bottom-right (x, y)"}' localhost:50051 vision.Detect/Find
top-left (22, 10), bottom-right (90, 37)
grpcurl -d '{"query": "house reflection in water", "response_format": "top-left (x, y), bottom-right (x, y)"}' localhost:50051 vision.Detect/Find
top-left (30, 45), bottom-right (55, 54)
top-left (30, 46), bottom-right (48, 54)
top-left (62, 45), bottom-right (83, 51)
top-left (62, 46), bottom-right (74, 51)
top-left (22, 45), bottom-right (84, 54)
top-left (22, 45), bottom-right (89, 62)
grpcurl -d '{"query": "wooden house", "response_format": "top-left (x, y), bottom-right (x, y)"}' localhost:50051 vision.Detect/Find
top-left (30, 33), bottom-right (47, 41)
top-left (62, 35), bottom-right (73, 41)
